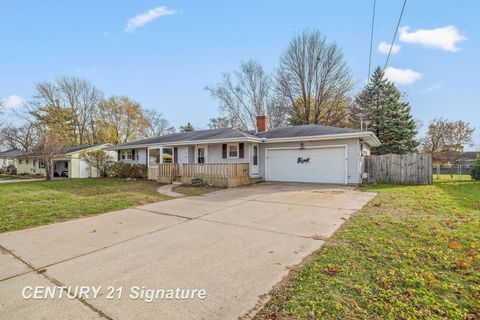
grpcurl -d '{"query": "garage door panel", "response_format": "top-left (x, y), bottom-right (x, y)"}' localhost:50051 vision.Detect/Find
top-left (266, 147), bottom-right (345, 184)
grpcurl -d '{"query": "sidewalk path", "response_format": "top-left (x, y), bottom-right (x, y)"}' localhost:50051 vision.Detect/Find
top-left (156, 184), bottom-right (185, 197)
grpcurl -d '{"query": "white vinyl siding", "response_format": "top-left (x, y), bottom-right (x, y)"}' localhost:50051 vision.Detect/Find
top-left (206, 143), bottom-right (250, 163)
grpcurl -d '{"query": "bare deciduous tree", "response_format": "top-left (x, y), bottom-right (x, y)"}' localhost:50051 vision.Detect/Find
top-left (208, 116), bottom-right (233, 129)
top-left (422, 118), bottom-right (475, 164)
top-left (34, 130), bottom-right (67, 180)
top-left (144, 109), bottom-right (175, 137)
top-left (32, 76), bottom-right (104, 145)
top-left (276, 30), bottom-right (355, 126)
top-left (79, 149), bottom-right (112, 178)
top-left (206, 60), bottom-right (282, 130)
top-left (0, 123), bottom-right (39, 151)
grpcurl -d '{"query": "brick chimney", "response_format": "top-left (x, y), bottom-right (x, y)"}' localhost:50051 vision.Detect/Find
top-left (256, 115), bottom-right (268, 132)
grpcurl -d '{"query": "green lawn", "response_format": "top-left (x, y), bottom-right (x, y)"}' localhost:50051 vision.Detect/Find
top-left (433, 174), bottom-right (472, 182)
top-left (0, 178), bottom-right (169, 233)
top-left (256, 182), bottom-right (480, 320)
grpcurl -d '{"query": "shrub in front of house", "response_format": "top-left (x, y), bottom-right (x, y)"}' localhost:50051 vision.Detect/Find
top-left (6, 164), bottom-right (17, 175)
top-left (107, 163), bottom-right (148, 179)
top-left (470, 157), bottom-right (480, 181)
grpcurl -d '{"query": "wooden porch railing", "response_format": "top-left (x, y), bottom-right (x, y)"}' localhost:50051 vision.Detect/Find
top-left (182, 163), bottom-right (250, 178)
top-left (158, 163), bottom-right (179, 177)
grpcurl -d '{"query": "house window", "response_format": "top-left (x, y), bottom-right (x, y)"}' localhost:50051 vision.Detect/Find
top-left (228, 143), bottom-right (238, 158)
top-left (38, 160), bottom-right (45, 169)
top-left (26, 159), bottom-right (29, 165)
top-left (121, 150), bottom-right (132, 160)
top-left (148, 149), bottom-right (160, 166)
top-left (253, 146), bottom-right (258, 165)
top-left (162, 148), bottom-right (173, 163)
top-left (197, 147), bottom-right (206, 164)
top-left (19, 159), bottom-right (23, 165)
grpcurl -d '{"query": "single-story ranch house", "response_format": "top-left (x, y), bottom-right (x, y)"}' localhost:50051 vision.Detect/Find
top-left (16, 144), bottom-right (115, 178)
top-left (113, 116), bottom-right (380, 185)
top-left (0, 148), bottom-right (27, 169)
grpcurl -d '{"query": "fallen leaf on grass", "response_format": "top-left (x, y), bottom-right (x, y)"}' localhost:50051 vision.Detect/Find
top-left (424, 273), bottom-right (435, 281)
top-left (456, 261), bottom-right (469, 269)
top-left (325, 266), bottom-right (338, 275)
top-left (387, 268), bottom-right (396, 276)
top-left (467, 253), bottom-right (474, 262)
top-left (450, 242), bottom-right (461, 250)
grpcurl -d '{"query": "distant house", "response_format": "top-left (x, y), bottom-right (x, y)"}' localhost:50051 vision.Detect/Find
top-left (16, 144), bottom-right (115, 178)
top-left (455, 151), bottom-right (479, 167)
top-left (111, 116), bottom-right (380, 185)
top-left (0, 148), bottom-right (28, 168)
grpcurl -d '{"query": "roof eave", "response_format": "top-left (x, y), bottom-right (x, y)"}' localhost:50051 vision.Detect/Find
top-left (111, 137), bottom-right (262, 150)
top-left (263, 132), bottom-right (381, 146)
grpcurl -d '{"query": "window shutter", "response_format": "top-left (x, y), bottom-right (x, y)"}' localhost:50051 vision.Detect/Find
top-left (132, 149), bottom-right (135, 160)
top-left (117, 150), bottom-right (121, 161)
top-left (222, 144), bottom-right (227, 159)
top-left (239, 143), bottom-right (244, 158)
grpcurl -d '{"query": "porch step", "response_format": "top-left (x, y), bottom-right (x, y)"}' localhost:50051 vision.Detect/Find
top-left (250, 177), bottom-right (265, 184)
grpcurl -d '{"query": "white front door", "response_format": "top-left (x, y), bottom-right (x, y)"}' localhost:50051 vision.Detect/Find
top-left (251, 144), bottom-right (259, 176)
top-left (265, 146), bottom-right (347, 184)
top-left (79, 160), bottom-right (90, 178)
top-left (196, 146), bottom-right (207, 163)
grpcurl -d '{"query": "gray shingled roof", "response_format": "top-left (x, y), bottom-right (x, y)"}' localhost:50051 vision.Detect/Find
top-left (254, 124), bottom-right (362, 139)
top-left (0, 148), bottom-right (28, 158)
top-left (113, 124), bottom-right (369, 148)
top-left (22, 144), bottom-right (103, 157)
top-left (115, 128), bottom-right (253, 148)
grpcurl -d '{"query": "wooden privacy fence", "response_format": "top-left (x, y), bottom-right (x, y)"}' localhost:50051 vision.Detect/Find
top-left (365, 153), bottom-right (432, 185)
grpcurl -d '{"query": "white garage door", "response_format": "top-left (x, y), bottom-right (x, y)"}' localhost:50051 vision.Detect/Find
top-left (79, 160), bottom-right (90, 178)
top-left (266, 147), bottom-right (346, 184)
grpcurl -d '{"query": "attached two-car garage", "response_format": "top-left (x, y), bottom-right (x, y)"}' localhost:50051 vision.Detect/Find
top-left (265, 146), bottom-right (347, 185)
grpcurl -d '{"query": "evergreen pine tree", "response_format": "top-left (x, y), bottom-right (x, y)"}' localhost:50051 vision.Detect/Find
top-left (354, 67), bottom-right (418, 154)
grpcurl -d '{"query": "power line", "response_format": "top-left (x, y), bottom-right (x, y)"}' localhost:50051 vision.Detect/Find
top-left (383, 0), bottom-right (407, 70)
top-left (367, 0), bottom-right (377, 79)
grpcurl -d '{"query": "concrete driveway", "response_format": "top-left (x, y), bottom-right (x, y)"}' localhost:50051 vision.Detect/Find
top-left (0, 183), bottom-right (375, 320)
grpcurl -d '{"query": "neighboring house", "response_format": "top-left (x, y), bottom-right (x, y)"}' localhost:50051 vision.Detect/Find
top-left (455, 151), bottom-right (479, 168)
top-left (112, 116), bottom-right (380, 185)
top-left (0, 148), bottom-right (28, 168)
top-left (16, 144), bottom-right (115, 178)
top-left (433, 151), bottom-right (479, 167)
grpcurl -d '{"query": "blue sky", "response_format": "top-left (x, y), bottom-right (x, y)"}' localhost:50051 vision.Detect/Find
top-left (0, 0), bottom-right (478, 147)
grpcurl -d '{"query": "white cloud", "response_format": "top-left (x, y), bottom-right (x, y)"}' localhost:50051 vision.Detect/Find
top-left (399, 25), bottom-right (466, 52)
top-left (384, 67), bottom-right (422, 85)
top-left (125, 6), bottom-right (177, 33)
top-left (1, 95), bottom-right (25, 109)
top-left (377, 41), bottom-right (400, 54)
